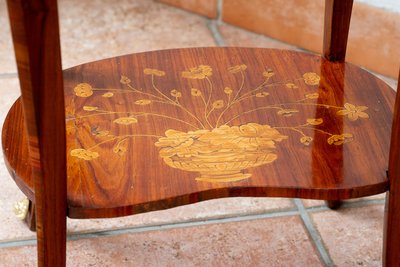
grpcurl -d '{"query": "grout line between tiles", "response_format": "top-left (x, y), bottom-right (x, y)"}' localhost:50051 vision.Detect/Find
top-left (305, 198), bottom-right (386, 213)
top-left (207, 20), bottom-right (225, 46)
top-left (0, 208), bottom-right (299, 249)
top-left (216, 0), bottom-right (223, 22)
top-left (0, 73), bottom-right (18, 79)
top-left (0, 197), bottom-right (385, 249)
top-left (68, 209), bottom-right (299, 240)
top-left (0, 238), bottom-right (37, 249)
top-left (294, 199), bottom-right (334, 267)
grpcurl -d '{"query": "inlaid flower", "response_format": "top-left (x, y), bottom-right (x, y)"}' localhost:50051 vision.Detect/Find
top-left (170, 89), bottom-right (182, 98)
top-left (91, 126), bottom-right (110, 137)
top-left (300, 136), bottom-right (313, 146)
top-left (305, 92), bottom-right (319, 99)
top-left (113, 117), bottom-right (138, 125)
top-left (303, 72), bottom-right (320, 85)
top-left (327, 133), bottom-right (353, 145)
top-left (74, 83), bottom-right (93, 97)
top-left (224, 87), bottom-right (233, 95)
top-left (263, 69), bottom-right (275, 78)
top-left (157, 124), bottom-right (287, 159)
top-left (113, 145), bottom-right (127, 156)
top-left (70, 149), bottom-right (99, 160)
top-left (83, 106), bottom-right (98, 111)
top-left (143, 68), bottom-right (166, 76)
top-left (228, 64), bottom-right (247, 73)
top-left (91, 127), bottom-right (110, 137)
top-left (135, 99), bottom-right (152, 105)
top-left (286, 83), bottom-right (298, 89)
top-left (208, 123), bottom-right (287, 150)
top-left (256, 92), bottom-right (270, 98)
top-left (277, 109), bottom-right (299, 117)
top-left (102, 92), bottom-right (114, 98)
top-left (156, 129), bottom-right (200, 148)
top-left (191, 88), bottom-right (202, 96)
top-left (336, 103), bottom-right (369, 121)
top-left (212, 100), bottom-right (224, 109)
top-left (113, 141), bottom-right (127, 156)
top-left (120, 75), bottom-right (131, 84)
top-left (182, 65), bottom-right (212, 79)
top-left (306, 118), bottom-right (323, 125)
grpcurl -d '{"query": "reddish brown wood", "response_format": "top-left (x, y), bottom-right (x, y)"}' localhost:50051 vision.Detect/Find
top-left (6, 0), bottom-right (67, 266)
top-left (316, 60), bottom-right (346, 210)
top-left (2, 0), bottom-right (398, 265)
top-left (383, 71), bottom-right (400, 266)
top-left (323, 0), bottom-right (354, 61)
top-left (25, 200), bottom-right (36, 232)
top-left (325, 200), bottom-right (343, 210)
top-left (3, 48), bottom-right (394, 219)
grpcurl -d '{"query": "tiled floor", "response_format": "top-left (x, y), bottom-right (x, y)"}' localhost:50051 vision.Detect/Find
top-left (0, 0), bottom-right (397, 266)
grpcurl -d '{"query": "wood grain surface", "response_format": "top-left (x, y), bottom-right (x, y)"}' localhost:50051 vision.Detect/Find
top-left (384, 70), bottom-right (400, 266)
top-left (6, 0), bottom-right (67, 265)
top-left (323, 0), bottom-right (353, 61)
top-left (2, 47), bottom-right (395, 218)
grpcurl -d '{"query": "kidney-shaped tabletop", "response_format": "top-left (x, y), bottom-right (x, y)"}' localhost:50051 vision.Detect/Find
top-left (2, 48), bottom-right (395, 218)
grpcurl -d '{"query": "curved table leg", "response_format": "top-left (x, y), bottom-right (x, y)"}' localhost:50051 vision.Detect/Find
top-left (325, 200), bottom-right (343, 210)
top-left (24, 200), bottom-right (36, 232)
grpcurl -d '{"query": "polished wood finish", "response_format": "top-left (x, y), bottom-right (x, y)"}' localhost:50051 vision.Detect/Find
top-left (2, 0), bottom-right (398, 266)
top-left (6, 0), bottom-right (66, 266)
top-left (25, 200), bottom-right (36, 232)
top-left (325, 200), bottom-right (343, 210)
top-left (323, 0), bottom-right (354, 61)
top-left (3, 48), bottom-right (395, 219)
top-left (383, 71), bottom-right (400, 266)
top-left (322, 0), bottom-right (354, 209)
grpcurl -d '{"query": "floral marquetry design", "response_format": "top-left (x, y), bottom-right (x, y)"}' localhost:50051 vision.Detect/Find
top-left (113, 117), bottom-right (138, 125)
top-left (74, 83), bottom-right (93, 97)
top-left (337, 103), bottom-right (369, 121)
top-left (144, 68), bottom-right (165, 76)
top-left (327, 134), bottom-right (354, 145)
top-left (70, 149), bottom-right (99, 160)
top-left (182, 65), bottom-right (212, 79)
top-left (303, 72), bottom-right (321, 85)
top-left (155, 123), bottom-right (287, 182)
top-left (228, 64), bottom-right (247, 73)
top-left (69, 63), bottom-right (370, 183)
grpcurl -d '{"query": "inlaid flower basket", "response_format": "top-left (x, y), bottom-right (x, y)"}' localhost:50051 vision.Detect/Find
top-left (155, 123), bottom-right (287, 182)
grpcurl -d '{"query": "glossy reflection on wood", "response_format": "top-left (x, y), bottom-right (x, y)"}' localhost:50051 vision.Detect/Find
top-left (2, 48), bottom-right (395, 218)
top-left (383, 71), bottom-right (400, 266)
top-left (5, 0), bottom-right (67, 265)
top-left (3, 0), bottom-right (399, 266)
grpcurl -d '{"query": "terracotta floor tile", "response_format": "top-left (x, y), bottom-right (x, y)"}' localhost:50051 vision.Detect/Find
top-left (311, 205), bottom-right (384, 266)
top-left (0, 0), bottom-right (17, 74)
top-left (67, 197), bottom-right (294, 234)
top-left (222, 0), bottom-right (324, 53)
top-left (219, 23), bottom-right (302, 51)
top-left (158, 0), bottom-right (218, 19)
top-left (0, 78), bottom-right (20, 122)
top-left (0, 0), bottom-right (216, 75)
top-left (0, 216), bottom-right (323, 266)
top-left (0, 78), bottom-right (34, 241)
top-left (302, 193), bottom-right (386, 208)
top-left (58, 0), bottom-right (216, 69)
